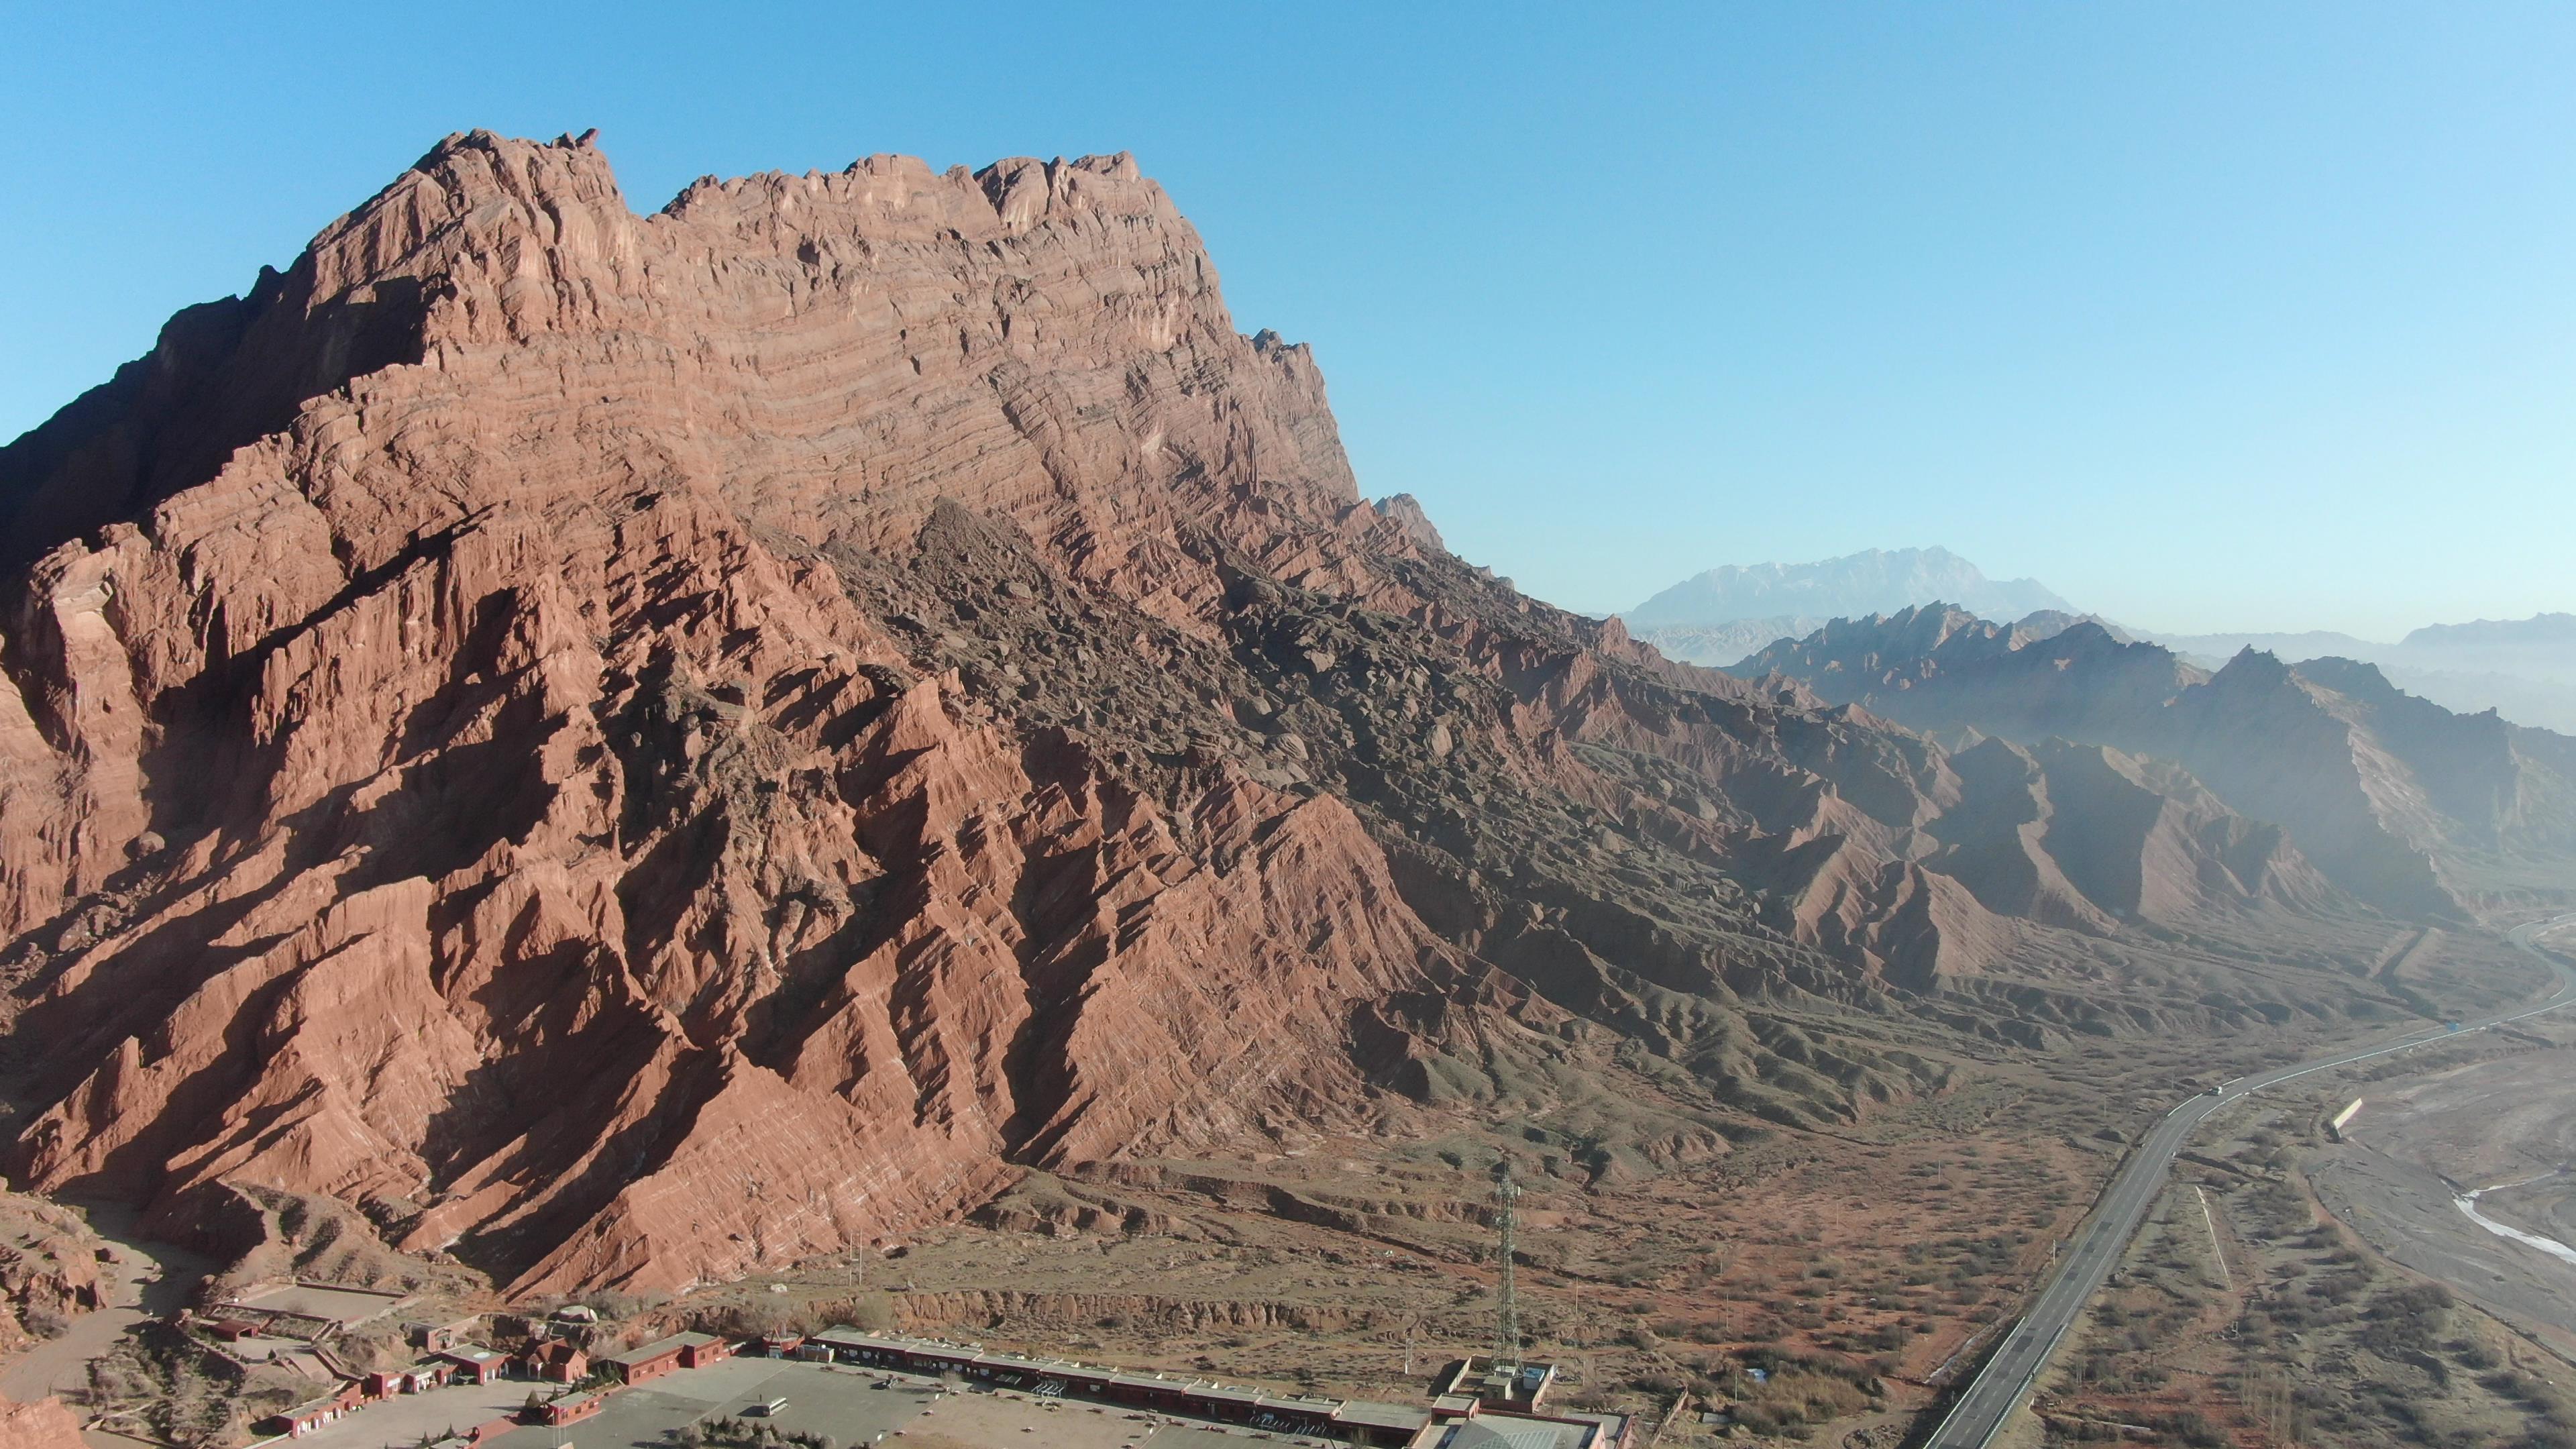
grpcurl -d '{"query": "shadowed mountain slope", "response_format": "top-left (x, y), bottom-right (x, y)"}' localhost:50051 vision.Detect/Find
top-left (0, 134), bottom-right (2463, 1297)
top-left (2147, 612), bottom-right (2576, 734)
top-left (1738, 604), bottom-right (2576, 916)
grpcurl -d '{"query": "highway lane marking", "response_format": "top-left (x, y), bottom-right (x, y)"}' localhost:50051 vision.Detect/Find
top-left (1922, 914), bottom-right (2576, 1448)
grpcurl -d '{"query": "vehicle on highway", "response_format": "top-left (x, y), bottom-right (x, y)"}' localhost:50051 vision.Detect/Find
top-left (1920, 916), bottom-right (2576, 1448)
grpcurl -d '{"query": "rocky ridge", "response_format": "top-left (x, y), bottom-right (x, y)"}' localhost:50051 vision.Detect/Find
top-left (2150, 612), bottom-right (2576, 735)
top-left (0, 133), bottom-right (2438, 1297)
top-left (1737, 604), bottom-right (2576, 916)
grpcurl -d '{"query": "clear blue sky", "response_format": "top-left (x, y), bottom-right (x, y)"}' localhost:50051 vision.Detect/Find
top-left (4, 3), bottom-right (2569, 637)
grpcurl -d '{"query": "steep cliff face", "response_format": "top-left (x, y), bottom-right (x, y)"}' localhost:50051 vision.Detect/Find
top-left (0, 133), bottom-right (1503, 1294)
top-left (0, 133), bottom-right (2408, 1296)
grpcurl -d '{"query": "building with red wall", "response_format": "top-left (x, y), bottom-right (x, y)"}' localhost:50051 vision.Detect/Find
top-left (599, 1331), bottom-right (730, 1385)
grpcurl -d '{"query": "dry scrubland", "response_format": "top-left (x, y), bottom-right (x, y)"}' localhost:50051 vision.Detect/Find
top-left (7, 923), bottom-right (2556, 1448)
top-left (2028, 1006), bottom-right (2576, 1449)
top-left (621, 929), bottom-right (2536, 1446)
top-left (0, 919), bottom-right (2545, 1449)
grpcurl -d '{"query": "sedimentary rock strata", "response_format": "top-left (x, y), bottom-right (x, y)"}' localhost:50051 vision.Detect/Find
top-left (0, 133), bottom-right (2466, 1295)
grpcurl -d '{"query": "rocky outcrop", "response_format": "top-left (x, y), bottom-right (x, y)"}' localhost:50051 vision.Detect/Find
top-left (0, 133), bottom-right (1503, 1296)
top-left (0, 133), bottom-right (2438, 1299)
top-left (1923, 737), bottom-right (2333, 926)
top-left (0, 1391), bottom-right (87, 1449)
top-left (0, 1192), bottom-right (106, 1350)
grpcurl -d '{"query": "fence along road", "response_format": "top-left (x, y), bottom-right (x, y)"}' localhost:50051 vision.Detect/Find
top-left (1919, 916), bottom-right (2576, 1449)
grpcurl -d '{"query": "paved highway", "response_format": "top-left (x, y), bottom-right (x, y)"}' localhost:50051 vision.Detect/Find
top-left (1920, 916), bottom-right (2576, 1449)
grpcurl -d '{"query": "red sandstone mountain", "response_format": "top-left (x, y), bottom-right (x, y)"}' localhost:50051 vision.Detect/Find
top-left (0, 133), bottom-right (2436, 1295)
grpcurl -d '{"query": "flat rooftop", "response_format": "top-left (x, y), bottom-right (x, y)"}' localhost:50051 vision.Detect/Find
top-left (1438, 1417), bottom-right (1598, 1449)
top-left (603, 1330), bottom-right (721, 1363)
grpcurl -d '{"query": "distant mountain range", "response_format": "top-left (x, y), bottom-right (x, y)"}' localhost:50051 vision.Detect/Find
top-left (2143, 613), bottom-right (2576, 734)
top-left (1733, 604), bottom-right (2576, 918)
top-left (1620, 549), bottom-right (2575, 733)
top-left (1625, 545), bottom-right (2073, 627)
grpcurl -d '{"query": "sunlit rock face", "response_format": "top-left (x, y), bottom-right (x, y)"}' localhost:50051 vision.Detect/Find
top-left (0, 133), bottom-right (2435, 1296)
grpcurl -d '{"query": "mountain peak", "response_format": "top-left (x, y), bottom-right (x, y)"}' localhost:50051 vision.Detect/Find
top-left (1624, 545), bottom-right (2073, 631)
top-left (2211, 645), bottom-right (2296, 690)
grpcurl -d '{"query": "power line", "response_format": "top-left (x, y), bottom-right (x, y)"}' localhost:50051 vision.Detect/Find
top-left (1494, 1158), bottom-right (1521, 1374)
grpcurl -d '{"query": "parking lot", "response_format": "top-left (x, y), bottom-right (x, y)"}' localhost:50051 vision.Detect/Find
top-left (481, 1360), bottom-right (920, 1449)
top-left (263, 1378), bottom-right (533, 1449)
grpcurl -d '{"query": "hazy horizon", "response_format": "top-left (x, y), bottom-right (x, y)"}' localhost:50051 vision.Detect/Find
top-left (1593, 543), bottom-right (2564, 642)
top-left (6, 2), bottom-right (2570, 637)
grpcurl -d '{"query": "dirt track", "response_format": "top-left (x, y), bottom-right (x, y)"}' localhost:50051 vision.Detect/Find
top-left (0, 1203), bottom-right (209, 1405)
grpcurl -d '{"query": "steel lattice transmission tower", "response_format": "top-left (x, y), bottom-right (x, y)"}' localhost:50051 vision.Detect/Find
top-left (1493, 1157), bottom-right (1522, 1373)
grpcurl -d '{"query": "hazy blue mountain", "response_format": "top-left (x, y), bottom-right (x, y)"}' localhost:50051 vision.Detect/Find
top-left (1628, 614), bottom-right (1834, 667)
top-left (1735, 604), bottom-right (2576, 917)
top-left (1623, 547), bottom-right (2073, 665)
top-left (2144, 613), bottom-right (2576, 733)
top-left (2404, 613), bottom-right (2576, 652)
top-left (1625, 546), bottom-right (2072, 631)
top-left (2149, 629), bottom-right (2394, 667)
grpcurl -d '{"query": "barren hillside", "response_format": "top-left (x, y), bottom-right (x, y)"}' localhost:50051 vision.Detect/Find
top-left (0, 134), bottom-right (2523, 1299)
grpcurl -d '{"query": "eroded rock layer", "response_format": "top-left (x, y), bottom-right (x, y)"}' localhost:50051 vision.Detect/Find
top-left (0, 133), bottom-right (2421, 1295)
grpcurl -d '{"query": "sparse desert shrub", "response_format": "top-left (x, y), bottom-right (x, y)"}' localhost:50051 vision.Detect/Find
top-left (847, 1290), bottom-right (897, 1332)
top-left (2155, 1408), bottom-right (2225, 1448)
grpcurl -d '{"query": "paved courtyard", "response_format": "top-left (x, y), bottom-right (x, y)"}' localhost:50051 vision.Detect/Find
top-left (265, 1378), bottom-right (534, 1449)
top-left (225, 1283), bottom-right (409, 1326)
top-left (267, 1358), bottom-right (1348, 1449)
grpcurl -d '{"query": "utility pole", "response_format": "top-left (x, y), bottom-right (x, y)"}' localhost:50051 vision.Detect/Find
top-left (1494, 1158), bottom-right (1522, 1375)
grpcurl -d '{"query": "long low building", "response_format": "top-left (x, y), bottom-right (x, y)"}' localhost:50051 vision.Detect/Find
top-left (800, 1328), bottom-right (1631, 1447)
top-left (256, 1382), bottom-right (367, 1438)
top-left (599, 1329), bottom-right (733, 1385)
top-left (537, 1389), bottom-right (606, 1426)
